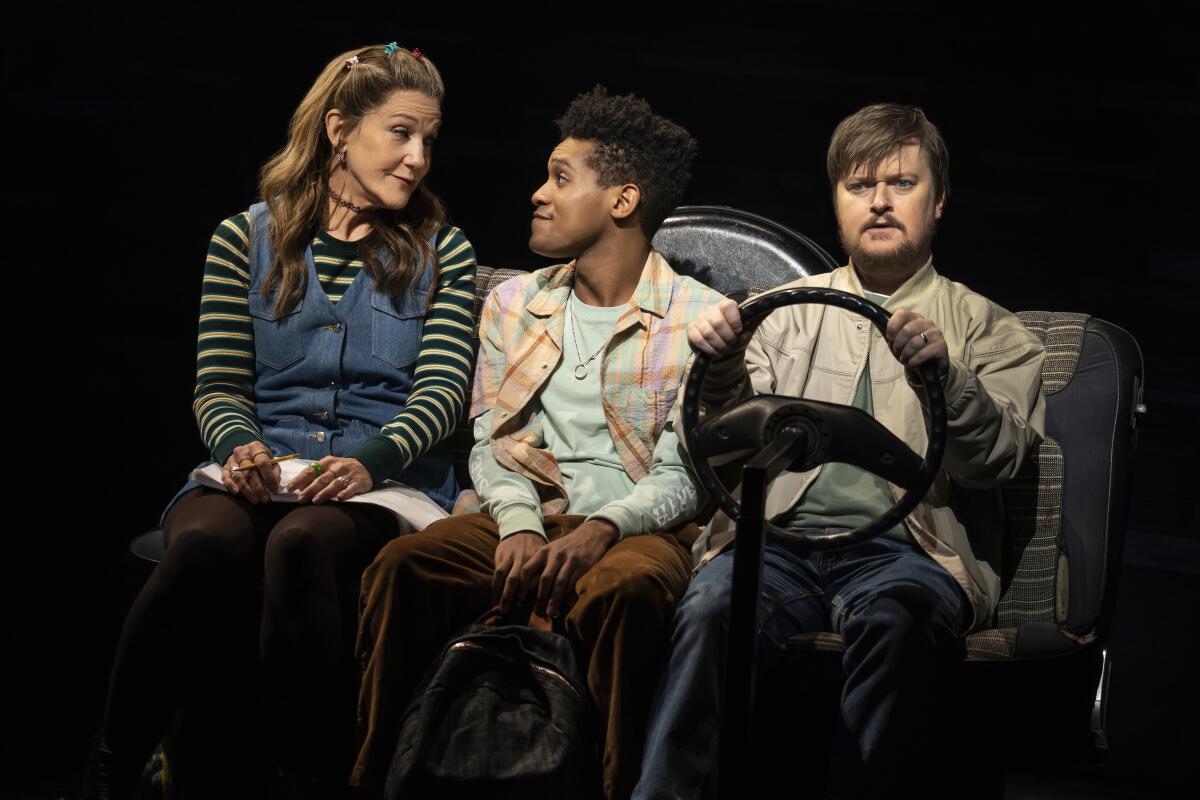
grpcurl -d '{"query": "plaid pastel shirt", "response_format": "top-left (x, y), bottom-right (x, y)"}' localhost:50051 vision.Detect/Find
top-left (470, 250), bottom-right (725, 514)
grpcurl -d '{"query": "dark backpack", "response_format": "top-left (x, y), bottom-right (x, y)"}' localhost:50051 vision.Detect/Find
top-left (385, 607), bottom-right (603, 799)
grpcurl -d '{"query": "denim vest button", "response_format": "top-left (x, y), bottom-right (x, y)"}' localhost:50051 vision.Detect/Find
top-left (313, 410), bottom-right (328, 419)
top-left (309, 431), bottom-right (327, 443)
top-left (326, 323), bottom-right (342, 333)
top-left (329, 381), bottom-right (338, 389)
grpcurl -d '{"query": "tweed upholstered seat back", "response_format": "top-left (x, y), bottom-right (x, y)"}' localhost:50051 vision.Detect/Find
top-left (965, 313), bottom-right (1092, 660)
top-left (983, 312), bottom-right (1143, 659)
top-left (448, 266), bottom-right (527, 487)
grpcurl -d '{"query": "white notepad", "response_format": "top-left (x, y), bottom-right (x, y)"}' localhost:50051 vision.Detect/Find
top-left (190, 460), bottom-right (448, 533)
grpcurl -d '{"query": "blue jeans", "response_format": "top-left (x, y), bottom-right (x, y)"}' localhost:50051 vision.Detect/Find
top-left (633, 537), bottom-right (968, 800)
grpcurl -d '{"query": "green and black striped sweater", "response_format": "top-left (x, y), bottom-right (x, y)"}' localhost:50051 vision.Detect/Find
top-left (194, 212), bottom-right (478, 484)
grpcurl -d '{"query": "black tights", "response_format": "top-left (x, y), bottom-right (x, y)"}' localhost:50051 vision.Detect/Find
top-left (101, 488), bottom-right (398, 793)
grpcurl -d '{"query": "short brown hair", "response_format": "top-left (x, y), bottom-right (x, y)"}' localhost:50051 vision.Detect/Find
top-left (826, 103), bottom-right (949, 201)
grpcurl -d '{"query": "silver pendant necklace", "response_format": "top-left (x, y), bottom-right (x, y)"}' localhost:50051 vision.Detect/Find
top-left (567, 294), bottom-right (606, 380)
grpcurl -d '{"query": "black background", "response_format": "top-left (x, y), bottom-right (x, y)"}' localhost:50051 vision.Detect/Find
top-left (4, 2), bottom-right (1197, 795)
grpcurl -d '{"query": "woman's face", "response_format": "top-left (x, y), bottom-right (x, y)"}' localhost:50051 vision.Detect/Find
top-left (329, 89), bottom-right (442, 210)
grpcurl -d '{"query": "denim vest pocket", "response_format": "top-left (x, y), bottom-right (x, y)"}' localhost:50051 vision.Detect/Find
top-left (371, 291), bottom-right (426, 369)
top-left (248, 290), bottom-right (305, 371)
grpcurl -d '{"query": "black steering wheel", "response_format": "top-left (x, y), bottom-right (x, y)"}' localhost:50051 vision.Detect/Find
top-left (680, 287), bottom-right (948, 550)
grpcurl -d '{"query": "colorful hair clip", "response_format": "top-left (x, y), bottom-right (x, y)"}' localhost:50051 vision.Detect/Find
top-left (344, 56), bottom-right (360, 69)
top-left (411, 48), bottom-right (424, 60)
top-left (383, 42), bottom-right (399, 56)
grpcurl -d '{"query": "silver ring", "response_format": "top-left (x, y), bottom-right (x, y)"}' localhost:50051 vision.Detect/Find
top-left (920, 332), bottom-right (929, 345)
top-left (337, 475), bottom-right (351, 486)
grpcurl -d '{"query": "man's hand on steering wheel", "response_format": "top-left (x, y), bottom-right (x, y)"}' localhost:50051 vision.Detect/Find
top-left (688, 298), bottom-right (761, 357)
top-left (886, 309), bottom-right (949, 377)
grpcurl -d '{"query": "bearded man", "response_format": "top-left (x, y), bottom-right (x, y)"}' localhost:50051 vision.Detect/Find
top-left (632, 103), bottom-right (1047, 799)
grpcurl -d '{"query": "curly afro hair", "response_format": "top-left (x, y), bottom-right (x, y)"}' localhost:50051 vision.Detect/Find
top-left (555, 85), bottom-right (698, 236)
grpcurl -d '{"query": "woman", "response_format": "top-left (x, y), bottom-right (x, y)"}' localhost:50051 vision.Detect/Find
top-left (89, 43), bottom-right (476, 799)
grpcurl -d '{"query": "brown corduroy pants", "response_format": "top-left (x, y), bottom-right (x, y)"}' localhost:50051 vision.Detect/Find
top-left (351, 512), bottom-right (696, 799)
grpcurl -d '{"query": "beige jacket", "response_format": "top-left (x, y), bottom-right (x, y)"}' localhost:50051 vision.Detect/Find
top-left (696, 262), bottom-right (1046, 629)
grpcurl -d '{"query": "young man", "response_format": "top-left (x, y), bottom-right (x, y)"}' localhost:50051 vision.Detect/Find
top-left (633, 104), bottom-right (1047, 798)
top-left (351, 87), bottom-right (724, 799)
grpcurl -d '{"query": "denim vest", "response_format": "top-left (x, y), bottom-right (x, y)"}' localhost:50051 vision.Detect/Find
top-left (168, 203), bottom-right (457, 516)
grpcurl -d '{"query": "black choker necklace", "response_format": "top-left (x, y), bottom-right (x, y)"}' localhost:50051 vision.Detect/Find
top-left (328, 187), bottom-right (364, 214)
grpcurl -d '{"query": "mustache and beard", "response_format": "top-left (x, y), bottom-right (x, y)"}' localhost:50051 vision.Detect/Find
top-left (839, 214), bottom-right (937, 274)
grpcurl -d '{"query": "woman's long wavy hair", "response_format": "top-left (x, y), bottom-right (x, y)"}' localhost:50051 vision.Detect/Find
top-left (258, 44), bottom-right (446, 315)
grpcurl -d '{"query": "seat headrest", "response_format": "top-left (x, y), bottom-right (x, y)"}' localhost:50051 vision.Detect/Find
top-left (652, 205), bottom-right (838, 295)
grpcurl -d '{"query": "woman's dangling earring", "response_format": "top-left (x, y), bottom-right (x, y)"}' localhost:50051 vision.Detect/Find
top-left (338, 150), bottom-right (346, 166)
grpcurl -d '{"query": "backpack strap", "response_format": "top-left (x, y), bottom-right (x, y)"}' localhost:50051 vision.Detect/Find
top-left (477, 603), bottom-right (558, 633)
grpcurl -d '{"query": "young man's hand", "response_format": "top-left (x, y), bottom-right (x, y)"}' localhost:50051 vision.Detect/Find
top-left (519, 519), bottom-right (620, 618)
top-left (493, 531), bottom-right (546, 614)
top-left (687, 298), bottom-right (755, 357)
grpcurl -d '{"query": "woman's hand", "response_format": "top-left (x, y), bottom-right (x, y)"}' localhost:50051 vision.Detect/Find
top-left (287, 456), bottom-right (373, 504)
top-left (220, 442), bottom-right (280, 504)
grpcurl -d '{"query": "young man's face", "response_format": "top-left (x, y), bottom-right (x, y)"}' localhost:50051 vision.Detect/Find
top-left (835, 142), bottom-right (944, 275)
top-left (529, 138), bottom-right (616, 259)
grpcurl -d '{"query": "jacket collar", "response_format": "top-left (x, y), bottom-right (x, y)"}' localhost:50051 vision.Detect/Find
top-left (524, 249), bottom-right (674, 323)
top-left (839, 257), bottom-right (937, 310)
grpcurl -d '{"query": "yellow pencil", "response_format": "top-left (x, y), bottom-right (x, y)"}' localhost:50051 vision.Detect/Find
top-left (230, 453), bottom-right (301, 472)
